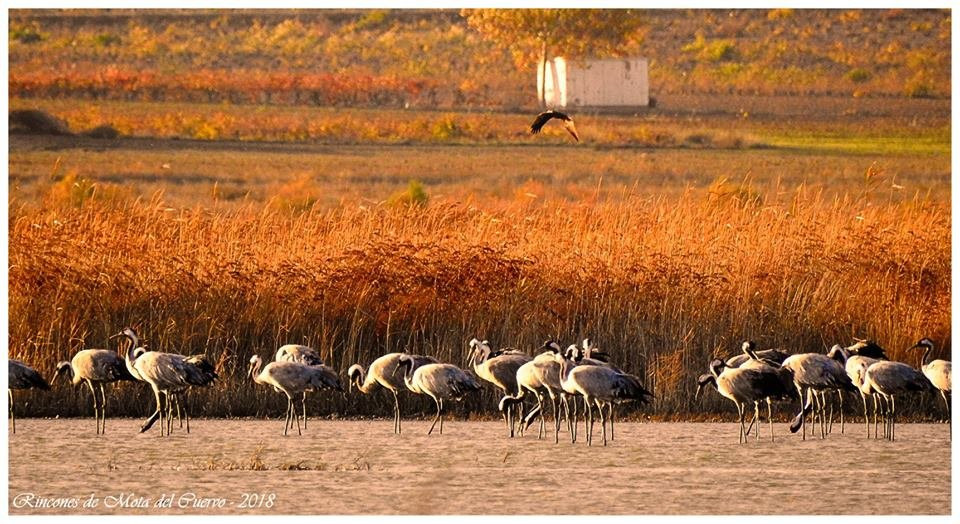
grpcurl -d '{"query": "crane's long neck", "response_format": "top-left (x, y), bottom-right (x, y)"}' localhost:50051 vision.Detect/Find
top-left (921, 345), bottom-right (933, 367)
top-left (472, 347), bottom-right (489, 370)
top-left (250, 359), bottom-right (264, 385)
top-left (558, 357), bottom-right (574, 385)
top-left (709, 362), bottom-right (725, 379)
top-left (356, 366), bottom-right (379, 393)
top-left (398, 358), bottom-right (417, 392)
top-left (122, 335), bottom-right (142, 381)
top-left (54, 362), bottom-right (75, 384)
top-left (125, 337), bottom-right (137, 363)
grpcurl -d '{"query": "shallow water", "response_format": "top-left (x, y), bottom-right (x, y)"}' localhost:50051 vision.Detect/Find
top-left (8, 418), bottom-right (951, 515)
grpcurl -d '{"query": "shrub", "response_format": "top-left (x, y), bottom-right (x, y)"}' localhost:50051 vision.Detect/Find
top-left (685, 37), bottom-right (738, 63)
top-left (767, 9), bottom-right (794, 20)
top-left (388, 179), bottom-right (429, 207)
top-left (9, 109), bottom-right (72, 135)
top-left (845, 68), bottom-right (871, 83)
top-left (44, 171), bottom-right (130, 208)
top-left (429, 114), bottom-right (463, 140)
top-left (10, 24), bottom-right (44, 43)
top-left (904, 77), bottom-right (934, 98)
top-left (84, 124), bottom-right (120, 139)
top-left (353, 10), bottom-right (390, 32)
top-left (93, 33), bottom-right (122, 47)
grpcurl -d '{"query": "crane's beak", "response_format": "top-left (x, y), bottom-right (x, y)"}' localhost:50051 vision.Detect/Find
top-left (694, 383), bottom-right (703, 400)
top-left (108, 332), bottom-right (121, 340)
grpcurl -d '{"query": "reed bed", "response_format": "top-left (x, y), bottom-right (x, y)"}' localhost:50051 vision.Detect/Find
top-left (8, 191), bottom-right (950, 419)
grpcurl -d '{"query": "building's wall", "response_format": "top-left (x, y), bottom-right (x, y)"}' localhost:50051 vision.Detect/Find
top-left (539, 57), bottom-right (649, 108)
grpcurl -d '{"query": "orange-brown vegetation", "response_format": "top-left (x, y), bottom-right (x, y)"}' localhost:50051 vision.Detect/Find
top-left (9, 189), bottom-right (949, 417)
top-left (9, 8), bottom-right (951, 108)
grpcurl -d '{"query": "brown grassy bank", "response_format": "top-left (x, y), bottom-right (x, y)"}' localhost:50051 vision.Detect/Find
top-left (8, 190), bottom-right (950, 419)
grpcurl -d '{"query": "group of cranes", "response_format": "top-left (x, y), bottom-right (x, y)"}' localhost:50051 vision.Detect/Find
top-left (347, 352), bottom-right (437, 435)
top-left (468, 338), bottom-right (531, 437)
top-left (248, 352), bottom-right (341, 436)
top-left (498, 339), bottom-right (653, 447)
top-left (696, 342), bottom-right (794, 443)
top-left (53, 349), bottom-right (135, 434)
top-left (8, 330), bottom-right (949, 444)
top-left (696, 338), bottom-right (951, 443)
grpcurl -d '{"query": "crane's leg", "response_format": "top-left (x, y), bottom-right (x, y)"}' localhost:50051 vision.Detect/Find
top-left (294, 395), bottom-right (303, 436)
top-left (161, 391), bottom-right (169, 437)
top-left (166, 393), bottom-right (174, 436)
top-left (9, 390), bottom-right (15, 434)
top-left (823, 391), bottom-right (830, 434)
top-left (734, 401), bottom-right (743, 444)
top-left (85, 380), bottom-right (99, 434)
top-left (767, 398), bottom-right (774, 442)
top-left (583, 397), bottom-right (597, 446)
top-left (282, 397), bottom-right (291, 436)
top-left (811, 391), bottom-right (819, 437)
top-left (860, 392), bottom-right (869, 438)
top-left (535, 391), bottom-right (545, 440)
top-left (812, 391), bottom-right (826, 438)
top-left (838, 390), bottom-right (844, 434)
top-left (873, 395), bottom-right (880, 439)
top-left (585, 400), bottom-right (593, 446)
top-left (168, 395), bottom-right (175, 434)
top-left (755, 402), bottom-right (761, 442)
top-left (513, 400), bottom-right (520, 437)
top-left (165, 394), bottom-right (173, 434)
top-left (820, 391), bottom-right (827, 437)
top-left (302, 391), bottom-right (308, 430)
top-left (825, 390), bottom-right (833, 434)
top-left (100, 383), bottom-right (108, 435)
top-left (745, 405), bottom-right (758, 436)
top-left (153, 389), bottom-right (165, 437)
top-left (517, 400), bottom-right (525, 437)
top-left (795, 385), bottom-right (805, 440)
top-left (597, 400), bottom-right (607, 446)
top-left (890, 395), bottom-right (896, 442)
top-left (940, 390), bottom-right (950, 423)
top-left (820, 392), bottom-right (828, 439)
top-left (553, 395), bottom-right (561, 444)
top-left (503, 395), bottom-right (513, 437)
top-left (427, 397), bottom-right (442, 435)
top-left (175, 394), bottom-right (183, 429)
top-left (882, 395), bottom-right (890, 440)
top-left (392, 390), bottom-right (401, 435)
top-left (880, 394), bottom-right (887, 440)
top-left (181, 392), bottom-right (191, 434)
top-left (813, 392), bottom-right (823, 439)
top-left (570, 396), bottom-right (578, 444)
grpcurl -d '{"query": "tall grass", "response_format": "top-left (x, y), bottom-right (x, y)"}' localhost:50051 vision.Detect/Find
top-left (8, 190), bottom-right (949, 420)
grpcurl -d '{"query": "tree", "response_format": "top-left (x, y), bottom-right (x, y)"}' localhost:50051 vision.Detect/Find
top-left (461, 9), bottom-right (645, 106)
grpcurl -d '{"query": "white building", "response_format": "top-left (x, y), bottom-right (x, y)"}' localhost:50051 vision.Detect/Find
top-left (537, 57), bottom-right (650, 109)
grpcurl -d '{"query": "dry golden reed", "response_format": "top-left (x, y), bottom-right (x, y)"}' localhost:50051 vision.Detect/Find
top-left (8, 191), bottom-right (950, 419)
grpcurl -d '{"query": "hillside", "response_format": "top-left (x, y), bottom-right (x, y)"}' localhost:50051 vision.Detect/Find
top-left (9, 8), bottom-right (951, 110)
